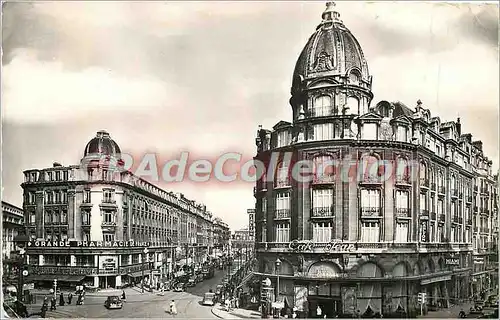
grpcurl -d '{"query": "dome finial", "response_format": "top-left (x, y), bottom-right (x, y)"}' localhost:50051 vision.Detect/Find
top-left (322, 2), bottom-right (341, 22)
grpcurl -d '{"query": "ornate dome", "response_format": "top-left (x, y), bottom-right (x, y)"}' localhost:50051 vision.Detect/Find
top-left (291, 2), bottom-right (372, 96)
top-left (83, 130), bottom-right (121, 158)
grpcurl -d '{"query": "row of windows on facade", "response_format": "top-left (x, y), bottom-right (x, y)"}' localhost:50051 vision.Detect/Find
top-left (28, 253), bottom-right (162, 267)
top-left (270, 188), bottom-right (487, 222)
top-left (273, 155), bottom-right (476, 191)
top-left (25, 170), bottom-right (69, 183)
top-left (274, 127), bottom-right (492, 175)
top-left (270, 221), bottom-right (474, 244)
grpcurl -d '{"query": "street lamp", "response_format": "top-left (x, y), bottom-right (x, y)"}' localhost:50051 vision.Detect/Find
top-left (275, 258), bottom-right (281, 302)
top-left (141, 247), bottom-right (149, 293)
top-left (13, 232), bottom-right (30, 304)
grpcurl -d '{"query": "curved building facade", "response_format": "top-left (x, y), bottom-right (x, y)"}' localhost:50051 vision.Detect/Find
top-left (22, 131), bottom-right (228, 289)
top-left (254, 3), bottom-right (498, 318)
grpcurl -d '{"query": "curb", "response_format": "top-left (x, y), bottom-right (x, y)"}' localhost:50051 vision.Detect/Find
top-left (211, 306), bottom-right (224, 319)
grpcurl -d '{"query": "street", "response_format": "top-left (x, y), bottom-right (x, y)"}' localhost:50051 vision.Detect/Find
top-left (27, 270), bottom-right (227, 318)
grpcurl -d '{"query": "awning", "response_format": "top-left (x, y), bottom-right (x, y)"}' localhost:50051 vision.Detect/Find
top-left (127, 271), bottom-right (144, 278)
top-left (236, 272), bottom-right (255, 289)
top-left (25, 275), bottom-right (85, 282)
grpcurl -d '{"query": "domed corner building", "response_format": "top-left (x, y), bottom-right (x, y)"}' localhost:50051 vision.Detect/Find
top-left (254, 2), bottom-right (498, 318)
top-left (21, 130), bottom-right (223, 291)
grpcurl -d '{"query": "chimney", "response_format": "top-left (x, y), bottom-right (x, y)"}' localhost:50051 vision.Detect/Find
top-left (472, 141), bottom-right (483, 151)
top-left (53, 162), bottom-right (62, 167)
top-left (456, 117), bottom-right (461, 136)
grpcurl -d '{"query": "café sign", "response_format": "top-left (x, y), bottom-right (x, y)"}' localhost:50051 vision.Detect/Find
top-left (28, 240), bottom-right (151, 248)
top-left (289, 240), bottom-right (356, 253)
top-left (445, 258), bottom-right (459, 266)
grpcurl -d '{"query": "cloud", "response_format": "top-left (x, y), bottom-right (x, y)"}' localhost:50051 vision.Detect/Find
top-left (2, 2), bottom-right (498, 230)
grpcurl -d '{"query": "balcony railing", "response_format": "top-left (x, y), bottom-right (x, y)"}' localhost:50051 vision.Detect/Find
top-left (311, 207), bottom-right (334, 218)
top-left (420, 178), bottom-right (429, 187)
top-left (439, 214), bottom-right (445, 222)
top-left (102, 221), bottom-right (117, 226)
top-left (438, 186), bottom-right (445, 194)
top-left (360, 174), bottom-right (382, 185)
top-left (312, 174), bottom-right (335, 184)
top-left (420, 210), bottom-right (429, 217)
top-left (395, 176), bottom-right (411, 186)
top-left (395, 208), bottom-right (410, 218)
top-left (275, 178), bottom-right (291, 188)
top-left (451, 189), bottom-right (458, 197)
top-left (274, 209), bottom-right (291, 219)
top-left (361, 207), bottom-right (381, 217)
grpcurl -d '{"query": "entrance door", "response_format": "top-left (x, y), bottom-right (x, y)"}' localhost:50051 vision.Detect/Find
top-left (308, 297), bottom-right (340, 318)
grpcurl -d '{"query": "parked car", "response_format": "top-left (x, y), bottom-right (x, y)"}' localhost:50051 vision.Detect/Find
top-left (173, 282), bottom-right (186, 292)
top-left (202, 292), bottom-right (216, 306)
top-left (104, 296), bottom-right (123, 309)
top-left (187, 278), bottom-right (196, 287)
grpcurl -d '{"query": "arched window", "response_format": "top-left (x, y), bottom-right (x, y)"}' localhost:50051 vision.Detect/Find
top-left (360, 154), bottom-right (383, 183)
top-left (275, 161), bottom-right (290, 187)
top-left (419, 162), bottom-right (427, 185)
top-left (396, 157), bottom-right (410, 183)
top-left (313, 95), bottom-right (332, 117)
top-left (347, 96), bottom-right (359, 114)
top-left (312, 155), bottom-right (336, 183)
top-left (349, 72), bottom-right (360, 85)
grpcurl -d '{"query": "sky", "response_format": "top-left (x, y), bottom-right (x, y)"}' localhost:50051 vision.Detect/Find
top-left (2, 1), bottom-right (499, 231)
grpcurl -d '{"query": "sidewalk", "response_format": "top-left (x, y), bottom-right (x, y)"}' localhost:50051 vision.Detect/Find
top-left (419, 302), bottom-right (474, 318)
top-left (211, 303), bottom-right (261, 319)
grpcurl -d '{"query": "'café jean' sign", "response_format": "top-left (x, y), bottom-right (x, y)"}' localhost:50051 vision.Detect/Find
top-left (289, 240), bottom-right (356, 253)
top-left (28, 240), bottom-right (151, 248)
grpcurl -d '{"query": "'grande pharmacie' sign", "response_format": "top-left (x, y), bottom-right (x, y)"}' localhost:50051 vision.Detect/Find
top-left (288, 240), bottom-right (356, 253)
top-left (27, 240), bottom-right (151, 248)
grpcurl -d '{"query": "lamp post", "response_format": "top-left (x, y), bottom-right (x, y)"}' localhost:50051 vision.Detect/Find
top-left (275, 258), bottom-right (281, 303)
top-left (13, 233), bottom-right (29, 304)
top-left (141, 247), bottom-right (149, 293)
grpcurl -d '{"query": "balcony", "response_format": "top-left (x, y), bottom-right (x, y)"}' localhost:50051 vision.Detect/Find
top-left (274, 178), bottom-right (291, 188)
top-left (395, 208), bottom-right (410, 218)
top-left (430, 212), bottom-right (437, 220)
top-left (312, 174), bottom-right (335, 184)
top-left (438, 186), bottom-right (445, 194)
top-left (361, 207), bottom-right (381, 217)
top-left (102, 221), bottom-right (116, 227)
top-left (420, 210), bottom-right (429, 218)
top-left (439, 214), bottom-right (445, 222)
top-left (274, 209), bottom-right (291, 220)
top-left (311, 207), bottom-right (334, 218)
top-left (420, 178), bottom-right (429, 188)
top-left (451, 189), bottom-right (458, 198)
top-left (359, 174), bottom-right (382, 185)
top-left (395, 176), bottom-right (411, 186)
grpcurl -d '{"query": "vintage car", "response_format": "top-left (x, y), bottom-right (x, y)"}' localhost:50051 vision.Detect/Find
top-left (202, 292), bottom-right (216, 306)
top-left (187, 278), bottom-right (196, 287)
top-left (104, 296), bottom-right (123, 309)
top-left (173, 282), bottom-right (186, 292)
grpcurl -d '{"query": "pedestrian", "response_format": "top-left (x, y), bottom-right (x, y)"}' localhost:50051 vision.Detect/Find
top-left (121, 289), bottom-right (126, 302)
top-left (459, 309), bottom-right (466, 318)
top-left (169, 300), bottom-right (177, 316)
top-left (59, 292), bottom-right (65, 306)
top-left (41, 301), bottom-right (48, 318)
top-left (67, 292), bottom-right (73, 305)
top-left (50, 297), bottom-right (57, 311)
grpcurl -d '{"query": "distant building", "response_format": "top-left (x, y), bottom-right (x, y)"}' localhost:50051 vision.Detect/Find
top-left (212, 217), bottom-right (231, 255)
top-left (232, 228), bottom-right (253, 252)
top-left (247, 209), bottom-right (255, 240)
top-left (21, 130), bottom-right (227, 289)
top-left (2, 201), bottom-right (24, 279)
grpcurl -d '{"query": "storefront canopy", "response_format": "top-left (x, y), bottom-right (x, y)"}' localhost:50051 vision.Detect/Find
top-left (25, 275), bottom-right (85, 282)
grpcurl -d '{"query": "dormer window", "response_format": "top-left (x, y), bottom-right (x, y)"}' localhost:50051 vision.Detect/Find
top-left (396, 126), bottom-right (407, 142)
top-left (362, 123), bottom-right (378, 140)
top-left (349, 72), bottom-right (359, 85)
top-left (313, 95), bottom-right (332, 117)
